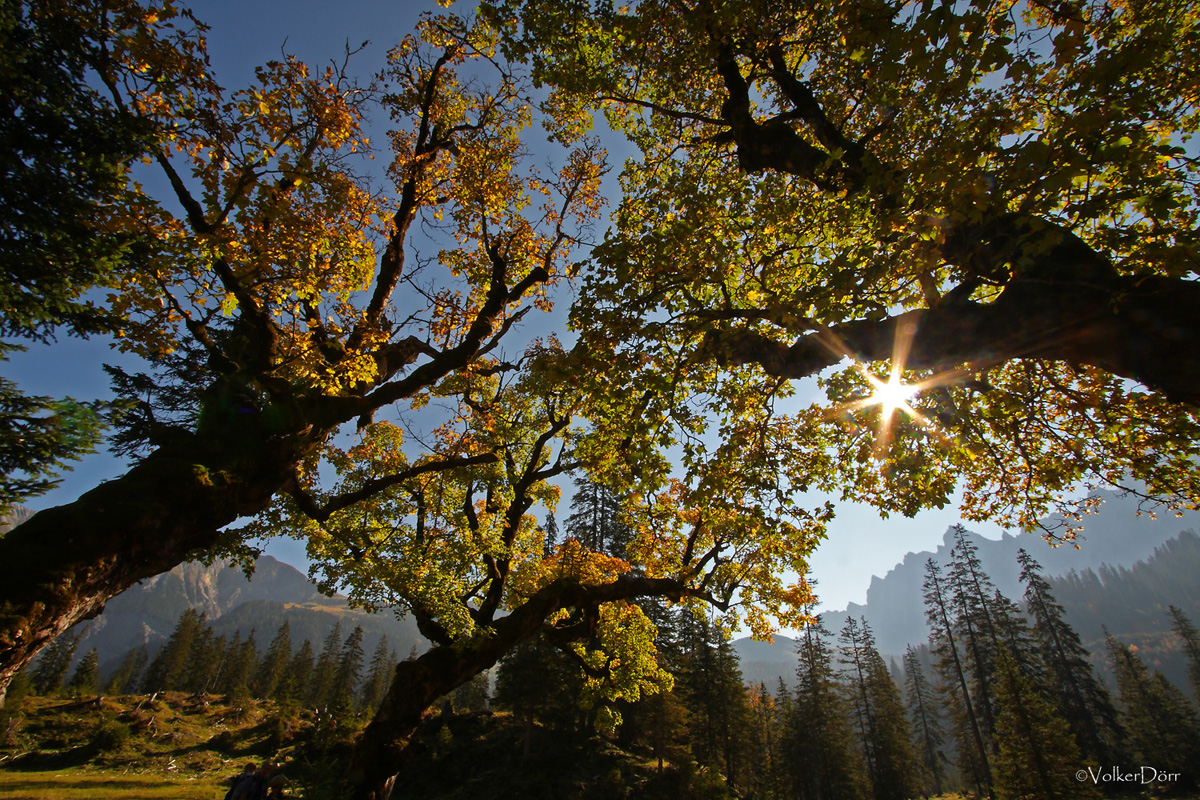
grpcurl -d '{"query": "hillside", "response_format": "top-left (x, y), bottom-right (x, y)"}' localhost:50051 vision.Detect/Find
top-left (734, 490), bottom-right (1200, 686)
top-left (54, 554), bottom-right (424, 674)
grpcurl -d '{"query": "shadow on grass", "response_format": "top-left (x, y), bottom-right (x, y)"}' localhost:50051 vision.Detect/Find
top-left (2, 743), bottom-right (98, 772)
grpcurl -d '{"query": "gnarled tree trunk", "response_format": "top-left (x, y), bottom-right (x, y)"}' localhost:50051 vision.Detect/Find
top-left (0, 412), bottom-right (320, 706)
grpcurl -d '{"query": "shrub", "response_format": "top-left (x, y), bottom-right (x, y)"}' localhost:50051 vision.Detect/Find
top-left (91, 718), bottom-right (132, 751)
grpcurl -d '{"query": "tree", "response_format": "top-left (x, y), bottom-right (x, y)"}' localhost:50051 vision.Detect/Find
top-left (360, 636), bottom-right (394, 714)
top-left (839, 617), bottom-right (920, 800)
top-left (1106, 631), bottom-right (1200, 791)
top-left (788, 613), bottom-right (869, 800)
top-left (1019, 548), bottom-right (1123, 766)
top-left (923, 557), bottom-right (991, 796)
top-left (105, 646), bottom-right (147, 695)
top-left (493, 0), bottom-right (1200, 544)
top-left (280, 639), bottom-right (315, 704)
top-left (67, 647), bottom-right (99, 696)
top-left (0, 1), bottom-right (605, 704)
top-left (254, 621), bottom-right (291, 700)
top-left (991, 651), bottom-right (1100, 800)
top-left (1169, 605), bottom-right (1200, 707)
top-left (903, 645), bottom-right (947, 797)
top-left (30, 629), bottom-right (79, 695)
top-left (331, 625), bottom-right (366, 714)
top-left (141, 608), bottom-right (206, 693)
top-left (0, 0), bottom-right (157, 511)
top-left (8, 0), bottom-right (1200, 794)
top-left (564, 477), bottom-right (634, 558)
top-left (309, 622), bottom-right (344, 713)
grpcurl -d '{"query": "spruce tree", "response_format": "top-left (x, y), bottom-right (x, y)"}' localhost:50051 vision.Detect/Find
top-left (360, 636), bottom-right (394, 713)
top-left (1019, 548), bottom-right (1123, 766)
top-left (992, 651), bottom-right (1101, 800)
top-left (904, 645), bottom-right (947, 797)
top-left (840, 618), bottom-right (921, 800)
top-left (564, 477), bottom-right (633, 557)
top-left (924, 557), bottom-right (992, 796)
top-left (309, 622), bottom-right (343, 711)
top-left (142, 608), bottom-right (206, 692)
top-left (188, 627), bottom-right (226, 693)
top-left (68, 647), bottom-right (99, 697)
top-left (1168, 605), bottom-right (1200, 707)
top-left (946, 528), bottom-right (1001, 750)
top-left (788, 613), bottom-right (870, 800)
top-left (331, 626), bottom-right (365, 713)
top-left (31, 629), bottom-right (80, 695)
top-left (676, 612), bottom-right (747, 784)
top-left (255, 621), bottom-right (292, 700)
top-left (1107, 632), bottom-right (1200, 791)
top-left (221, 630), bottom-right (258, 695)
top-left (281, 639), bottom-right (315, 703)
top-left (106, 646), bottom-right (148, 695)
top-left (543, 511), bottom-right (560, 558)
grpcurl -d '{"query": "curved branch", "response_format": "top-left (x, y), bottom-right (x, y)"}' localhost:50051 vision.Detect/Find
top-left (286, 453), bottom-right (501, 524)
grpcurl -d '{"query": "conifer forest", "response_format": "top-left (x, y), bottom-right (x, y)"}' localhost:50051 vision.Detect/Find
top-left (3, 0), bottom-right (1200, 797)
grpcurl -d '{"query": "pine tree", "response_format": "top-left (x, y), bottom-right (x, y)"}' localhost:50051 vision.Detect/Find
top-left (840, 618), bottom-right (920, 800)
top-left (105, 646), bottom-right (148, 695)
top-left (309, 622), bottom-right (343, 711)
top-left (1019, 548), bottom-right (1123, 766)
top-left (543, 511), bottom-right (560, 558)
top-left (904, 645), bottom-right (947, 797)
top-left (924, 557), bottom-right (992, 796)
top-left (564, 477), bottom-right (633, 557)
top-left (992, 651), bottom-right (1101, 800)
top-left (788, 613), bottom-right (870, 800)
top-left (280, 639), bottom-right (315, 703)
top-left (360, 636), bottom-right (394, 713)
top-left (142, 608), bottom-right (206, 692)
top-left (68, 647), bottom-right (99, 697)
top-left (1106, 632), bottom-right (1200, 790)
top-left (221, 630), bottom-right (258, 695)
top-left (1168, 605), bottom-right (1200, 707)
top-left (331, 626), bottom-right (365, 713)
top-left (255, 621), bottom-right (292, 700)
top-left (31, 629), bottom-right (81, 695)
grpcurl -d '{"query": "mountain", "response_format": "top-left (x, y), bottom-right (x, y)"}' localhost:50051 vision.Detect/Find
top-left (62, 555), bottom-right (424, 672)
top-left (733, 489), bottom-right (1200, 685)
top-left (822, 489), bottom-right (1200, 654)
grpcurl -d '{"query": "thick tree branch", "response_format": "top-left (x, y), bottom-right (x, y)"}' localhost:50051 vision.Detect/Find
top-left (286, 453), bottom-right (501, 524)
top-left (703, 270), bottom-right (1200, 405)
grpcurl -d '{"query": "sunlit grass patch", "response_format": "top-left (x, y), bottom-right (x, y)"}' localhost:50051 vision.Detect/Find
top-left (0, 769), bottom-right (225, 799)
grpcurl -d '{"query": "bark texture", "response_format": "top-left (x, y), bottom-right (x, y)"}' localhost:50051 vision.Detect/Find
top-left (347, 575), bottom-right (693, 800)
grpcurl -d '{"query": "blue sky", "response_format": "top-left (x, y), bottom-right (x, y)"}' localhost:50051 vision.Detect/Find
top-left (7, 0), bottom-right (1065, 615)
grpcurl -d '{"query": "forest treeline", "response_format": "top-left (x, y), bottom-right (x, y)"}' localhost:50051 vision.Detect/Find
top-left (7, 489), bottom-right (1200, 800)
top-left (17, 614), bottom-right (401, 727)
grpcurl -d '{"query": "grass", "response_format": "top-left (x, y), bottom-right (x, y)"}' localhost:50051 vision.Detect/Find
top-left (0, 769), bottom-right (225, 799)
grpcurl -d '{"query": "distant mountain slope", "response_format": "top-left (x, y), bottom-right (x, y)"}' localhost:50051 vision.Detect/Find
top-left (823, 489), bottom-right (1200, 654)
top-left (733, 489), bottom-right (1200, 685)
top-left (60, 555), bottom-right (423, 671)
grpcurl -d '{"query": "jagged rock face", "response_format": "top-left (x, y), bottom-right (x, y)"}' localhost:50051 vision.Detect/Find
top-left (735, 489), bottom-right (1200, 682)
top-left (0, 506), bottom-right (36, 535)
top-left (60, 555), bottom-right (422, 672)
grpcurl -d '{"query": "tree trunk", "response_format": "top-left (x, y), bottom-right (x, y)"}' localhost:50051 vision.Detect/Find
top-left (346, 574), bottom-right (694, 800)
top-left (0, 425), bottom-right (314, 706)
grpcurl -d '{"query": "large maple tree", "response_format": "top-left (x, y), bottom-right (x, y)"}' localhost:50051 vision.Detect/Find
top-left (2, 1), bottom-right (1200, 797)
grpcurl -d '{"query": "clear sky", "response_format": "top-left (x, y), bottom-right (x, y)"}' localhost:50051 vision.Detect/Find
top-left (6, 0), bottom-right (1066, 616)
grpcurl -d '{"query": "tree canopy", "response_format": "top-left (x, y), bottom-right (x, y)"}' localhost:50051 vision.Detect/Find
top-left (491, 0), bottom-right (1200, 533)
top-left (3, 0), bottom-right (1200, 796)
